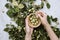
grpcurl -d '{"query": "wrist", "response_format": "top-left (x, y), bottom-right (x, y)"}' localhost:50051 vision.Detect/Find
top-left (43, 22), bottom-right (51, 28)
top-left (43, 22), bottom-right (49, 26)
top-left (25, 34), bottom-right (31, 39)
top-left (26, 33), bottom-right (32, 37)
top-left (25, 33), bottom-right (32, 40)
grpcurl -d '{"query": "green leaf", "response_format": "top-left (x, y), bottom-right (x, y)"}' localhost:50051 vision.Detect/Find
top-left (4, 28), bottom-right (10, 32)
top-left (51, 16), bottom-right (58, 22)
top-left (47, 15), bottom-right (51, 24)
top-left (18, 4), bottom-right (24, 9)
top-left (52, 18), bottom-right (57, 22)
top-left (5, 3), bottom-right (12, 9)
top-left (16, 18), bottom-right (25, 26)
top-left (6, 24), bottom-right (10, 27)
top-left (41, 0), bottom-right (46, 1)
top-left (46, 3), bottom-right (50, 9)
top-left (7, 9), bottom-right (14, 18)
top-left (7, 0), bottom-right (12, 3)
top-left (7, 9), bottom-right (18, 18)
top-left (14, 7), bottom-right (20, 12)
top-left (40, 2), bottom-right (44, 9)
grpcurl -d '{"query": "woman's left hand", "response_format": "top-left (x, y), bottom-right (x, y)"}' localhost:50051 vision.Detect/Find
top-left (25, 16), bottom-right (33, 35)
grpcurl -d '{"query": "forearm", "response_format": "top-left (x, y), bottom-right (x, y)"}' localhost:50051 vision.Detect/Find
top-left (44, 23), bottom-right (58, 40)
top-left (25, 34), bottom-right (32, 40)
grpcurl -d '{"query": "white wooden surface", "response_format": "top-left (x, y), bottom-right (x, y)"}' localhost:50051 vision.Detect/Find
top-left (0, 0), bottom-right (60, 40)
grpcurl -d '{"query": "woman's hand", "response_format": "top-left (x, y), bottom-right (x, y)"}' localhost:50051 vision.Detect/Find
top-left (25, 16), bottom-right (33, 35)
top-left (25, 10), bottom-right (58, 40)
top-left (25, 16), bottom-right (33, 40)
top-left (36, 11), bottom-right (58, 40)
top-left (36, 11), bottom-right (48, 26)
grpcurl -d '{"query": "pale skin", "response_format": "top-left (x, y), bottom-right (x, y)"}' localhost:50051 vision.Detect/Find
top-left (25, 11), bottom-right (59, 40)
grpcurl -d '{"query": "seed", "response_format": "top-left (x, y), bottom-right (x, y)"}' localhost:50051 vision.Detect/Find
top-left (29, 14), bottom-right (40, 26)
top-left (36, 20), bottom-right (38, 22)
top-left (33, 16), bottom-right (36, 18)
top-left (32, 8), bottom-right (34, 10)
top-left (30, 17), bottom-right (33, 20)
top-left (32, 19), bottom-right (36, 23)
top-left (31, 20), bottom-right (33, 23)
top-left (12, 0), bottom-right (18, 6)
top-left (32, 23), bottom-right (35, 25)
top-left (34, 23), bottom-right (37, 25)
top-left (29, 9), bottom-right (31, 12)
top-left (18, 4), bottom-right (24, 9)
top-left (36, 21), bottom-right (39, 24)
top-left (34, 18), bottom-right (38, 21)
top-left (31, 16), bottom-right (34, 18)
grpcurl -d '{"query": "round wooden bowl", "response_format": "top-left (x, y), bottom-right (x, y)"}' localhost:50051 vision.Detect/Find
top-left (28, 13), bottom-right (41, 28)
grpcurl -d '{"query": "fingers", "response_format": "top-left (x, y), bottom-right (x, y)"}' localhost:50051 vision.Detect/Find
top-left (25, 16), bottom-right (29, 25)
top-left (36, 10), bottom-right (47, 17)
top-left (35, 11), bottom-right (43, 18)
top-left (38, 14), bottom-right (42, 19)
top-left (25, 16), bottom-right (29, 31)
top-left (39, 10), bottom-right (46, 16)
top-left (37, 10), bottom-right (46, 15)
top-left (25, 16), bottom-right (34, 34)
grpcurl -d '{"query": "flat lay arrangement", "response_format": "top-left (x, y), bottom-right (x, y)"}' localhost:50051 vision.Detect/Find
top-left (4, 0), bottom-right (60, 40)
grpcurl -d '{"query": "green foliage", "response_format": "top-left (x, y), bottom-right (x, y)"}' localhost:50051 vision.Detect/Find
top-left (4, 24), bottom-right (25, 40)
top-left (5, 3), bottom-right (12, 9)
top-left (7, 0), bottom-right (12, 2)
top-left (40, 1), bottom-right (44, 9)
top-left (46, 3), bottom-right (50, 9)
top-left (51, 16), bottom-right (58, 22)
top-left (4, 0), bottom-right (60, 40)
top-left (7, 9), bottom-right (18, 18)
top-left (47, 15), bottom-right (51, 24)
top-left (7, 9), bottom-right (14, 18)
top-left (16, 18), bottom-right (25, 26)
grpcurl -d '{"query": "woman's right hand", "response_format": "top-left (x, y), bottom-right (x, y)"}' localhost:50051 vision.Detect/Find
top-left (36, 11), bottom-right (48, 26)
top-left (36, 11), bottom-right (58, 40)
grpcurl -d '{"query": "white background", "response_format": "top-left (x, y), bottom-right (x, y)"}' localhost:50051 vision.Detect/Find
top-left (0, 0), bottom-right (60, 40)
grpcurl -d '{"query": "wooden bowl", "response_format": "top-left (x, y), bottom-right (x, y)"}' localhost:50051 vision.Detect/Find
top-left (28, 13), bottom-right (41, 28)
